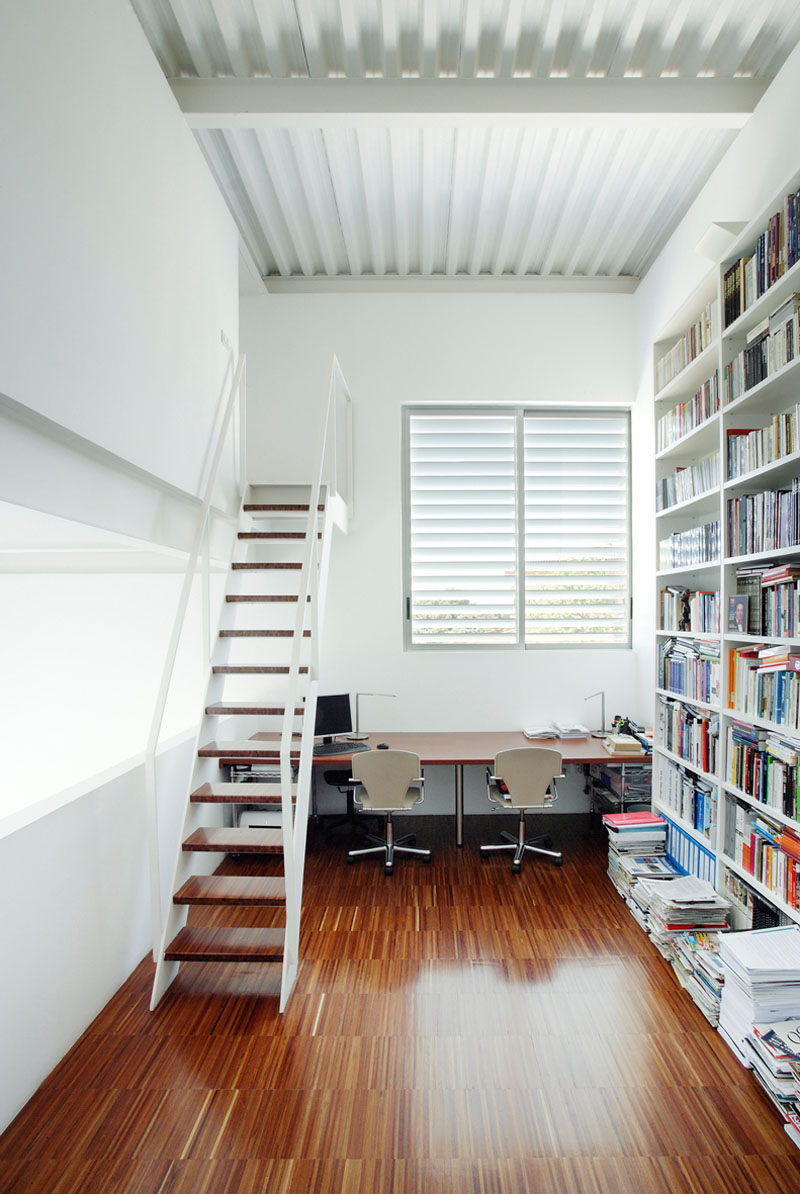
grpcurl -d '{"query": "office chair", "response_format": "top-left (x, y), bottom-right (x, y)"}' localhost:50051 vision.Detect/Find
top-left (346, 749), bottom-right (432, 874)
top-left (480, 747), bottom-right (564, 873)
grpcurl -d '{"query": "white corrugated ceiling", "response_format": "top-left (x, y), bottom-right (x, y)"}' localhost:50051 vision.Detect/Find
top-left (129, 1), bottom-right (800, 290)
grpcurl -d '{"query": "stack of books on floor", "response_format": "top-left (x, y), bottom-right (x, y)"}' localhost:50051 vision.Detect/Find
top-left (611, 854), bottom-right (682, 931)
top-left (636, 875), bottom-right (731, 961)
top-left (603, 811), bottom-right (668, 856)
top-left (666, 930), bottom-right (726, 1025)
top-left (603, 812), bottom-right (672, 928)
top-left (718, 926), bottom-right (800, 1068)
top-left (744, 1019), bottom-right (800, 1145)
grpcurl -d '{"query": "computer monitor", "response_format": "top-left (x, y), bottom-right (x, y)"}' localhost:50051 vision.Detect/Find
top-left (313, 693), bottom-right (353, 744)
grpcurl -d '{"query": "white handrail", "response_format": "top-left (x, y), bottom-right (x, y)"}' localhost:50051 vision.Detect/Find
top-left (279, 356), bottom-right (352, 1009)
top-left (144, 354), bottom-right (247, 955)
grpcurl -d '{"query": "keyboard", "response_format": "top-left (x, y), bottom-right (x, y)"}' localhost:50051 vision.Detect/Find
top-left (312, 739), bottom-right (371, 756)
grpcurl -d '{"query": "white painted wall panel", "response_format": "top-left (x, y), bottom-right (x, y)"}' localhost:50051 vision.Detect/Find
top-left (242, 291), bottom-right (648, 730)
top-left (0, 0), bottom-right (239, 497)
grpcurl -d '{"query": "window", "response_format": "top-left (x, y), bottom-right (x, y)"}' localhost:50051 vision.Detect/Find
top-left (404, 408), bottom-right (631, 648)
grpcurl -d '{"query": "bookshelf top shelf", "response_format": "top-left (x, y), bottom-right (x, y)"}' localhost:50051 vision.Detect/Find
top-left (722, 255), bottom-right (800, 342)
top-left (653, 744), bottom-right (719, 786)
top-left (654, 341), bottom-right (718, 404)
top-left (655, 687), bottom-right (719, 713)
top-left (656, 412), bottom-right (720, 463)
top-left (724, 633), bottom-right (800, 647)
top-left (722, 352), bottom-right (800, 418)
top-left (724, 447), bottom-right (800, 495)
top-left (656, 487), bottom-right (720, 522)
top-left (725, 546), bottom-right (800, 568)
top-left (719, 854), bottom-right (800, 927)
top-left (657, 560), bottom-right (721, 580)
top-left (721, 780), bottom-right (800, 832)
top-left (652, 797), bottom-right (716, 850)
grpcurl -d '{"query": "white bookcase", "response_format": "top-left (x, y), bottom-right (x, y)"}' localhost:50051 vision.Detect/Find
top-left (652, 169), bottom-right (800, 932)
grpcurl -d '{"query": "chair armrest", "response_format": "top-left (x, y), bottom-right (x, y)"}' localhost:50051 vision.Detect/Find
top-left (486, 769), bottom-right (511, 806)
top-left (548, 776), bottom-right (565, 802)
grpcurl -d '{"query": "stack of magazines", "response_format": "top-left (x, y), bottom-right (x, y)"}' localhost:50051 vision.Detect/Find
top-left (637, 875), bottom-right (730, 959)
top-left (718, 926), bottom-right (800, 1062)
top-left (744, 1019), bottom-right (800, 1143)
top-left (667, 931), bottom-right (726, 1025)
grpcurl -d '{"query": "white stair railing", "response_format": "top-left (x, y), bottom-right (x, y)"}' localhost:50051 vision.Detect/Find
top-left (279, 356), bottom-right (353, 1010)
top-left (144, 354), bottom-right (247, 957)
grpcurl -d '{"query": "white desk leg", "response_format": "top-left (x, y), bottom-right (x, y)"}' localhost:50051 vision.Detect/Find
top-left (456, 764), bottom-right (464, 846)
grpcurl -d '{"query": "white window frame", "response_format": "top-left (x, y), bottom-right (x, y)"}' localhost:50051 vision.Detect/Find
top-left (402, 405), bottom-right (632, 651)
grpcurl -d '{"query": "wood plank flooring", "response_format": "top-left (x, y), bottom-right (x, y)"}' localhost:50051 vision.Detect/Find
top-left (3, 813), bottom-right (800, 1194)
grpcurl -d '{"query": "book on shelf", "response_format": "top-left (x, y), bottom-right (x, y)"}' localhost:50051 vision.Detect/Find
top-left (723, 192), bottom-right (800, 330)
top-left (656, 372), bottom-right (719, 453)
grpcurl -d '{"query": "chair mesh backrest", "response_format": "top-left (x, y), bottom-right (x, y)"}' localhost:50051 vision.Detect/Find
top-left (352, 749), bottom-right (422, 811)
top-left (494, 747), bottom-right (562, 809)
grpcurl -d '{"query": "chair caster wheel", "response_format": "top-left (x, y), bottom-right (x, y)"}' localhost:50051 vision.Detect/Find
top-left (555, 858), bottom-right (563, 866)
top-left (424, 854), bottom-right (432, 863)
top-left (346, 855), bottom-right (355, 864)
top-left (384, 866), bottom-right (393, 875)
top-left (512, 862), bottom-right (521, 874)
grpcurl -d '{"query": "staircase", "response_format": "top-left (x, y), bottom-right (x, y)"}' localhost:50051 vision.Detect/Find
top-left (150, 485), bottom-right (334, 1010)
top-left (148, 355), bottom-right (352, 1013)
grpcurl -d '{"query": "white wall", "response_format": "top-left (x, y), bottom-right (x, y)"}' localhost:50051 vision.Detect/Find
top-left (0, 0), bottom-right (241, 1133)
top-left (243, 292), bottom-right (648, 732)
top-left (0, 735), bottom-right (193, 1133)
top-left (0, 569), bottom-right (227, 828)
top-left (0, 0), bottom-right (238, 497)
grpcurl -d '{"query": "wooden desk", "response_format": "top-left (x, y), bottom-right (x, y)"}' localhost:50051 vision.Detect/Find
top-left (207, 731), bottom-right (648, 847)
top-left (310, 732), bottom-right (644, 846)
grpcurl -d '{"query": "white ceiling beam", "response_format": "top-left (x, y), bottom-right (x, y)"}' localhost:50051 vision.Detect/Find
top-left (171, 75), bottom-right (769, 129)
top-left (262, 273), bottom-right (639, 294)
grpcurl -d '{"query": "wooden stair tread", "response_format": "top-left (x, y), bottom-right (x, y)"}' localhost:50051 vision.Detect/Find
top-left (199, 740), bottom-right (298, 758)
top-left (212, 665), bottom-right (308, 675)
top-left (182, 827), bottom-right (283, 853)
top-left (205, 703), bottom-right (304, 715)
top-left (244, 503), bottom-right (324, 512)
top-left (191, 782), bottom-right (296, 803)
top-left (238, 532), bottom-right (320, 540)
top-left (232, 562), bottom-right (302, 570)
top-left (173, 875), bottom-right (286, 905)
top-left (164, 925), bottom-right (284, 962)
top-left (219, 630), bottom-right (312, 639)
top-left (226, 594), bottom-right (310, 602)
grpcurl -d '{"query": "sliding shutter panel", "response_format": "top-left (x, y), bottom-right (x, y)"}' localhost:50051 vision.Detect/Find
top-left (523, 412), bottom-right (630, 645)
top-left (407, 413), bottom-right (518, 645)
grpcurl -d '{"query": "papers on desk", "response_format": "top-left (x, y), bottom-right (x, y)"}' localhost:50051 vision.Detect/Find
top-left (522, 722), bottom-right (589, 739)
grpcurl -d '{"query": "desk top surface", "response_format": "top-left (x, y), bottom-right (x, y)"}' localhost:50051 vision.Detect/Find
top-left (243, 730), bottom-right (646, 766)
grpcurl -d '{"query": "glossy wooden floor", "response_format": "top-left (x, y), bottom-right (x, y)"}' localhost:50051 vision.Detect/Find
top-left (3, 814), bottom-right (800, 1194)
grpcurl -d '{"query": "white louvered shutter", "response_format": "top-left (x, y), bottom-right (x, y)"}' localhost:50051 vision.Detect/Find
top-left (407, 413), bottom-right (518, 645)
top-left (523, 412), bottom-right (630, 645)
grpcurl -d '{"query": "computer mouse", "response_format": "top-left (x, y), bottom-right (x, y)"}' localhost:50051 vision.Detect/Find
top-left (377, 742), bottom-right (389, 749)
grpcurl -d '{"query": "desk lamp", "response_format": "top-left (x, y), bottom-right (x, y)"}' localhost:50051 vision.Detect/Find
top-left (346, 692), bottom-right (396, 740)
top-left (584, 690), bottom-right (607, 738)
